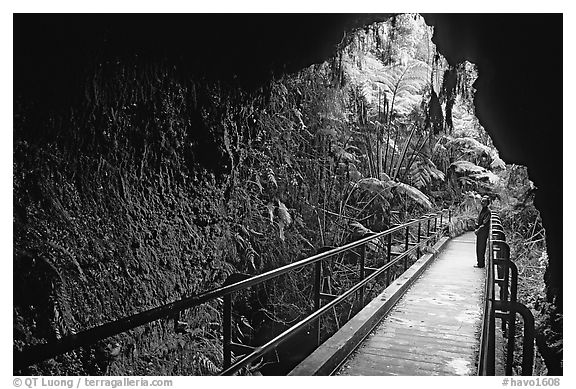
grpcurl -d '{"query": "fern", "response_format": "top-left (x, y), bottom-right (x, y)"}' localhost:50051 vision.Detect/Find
top-left (277, 200), bottom-right (292, 242)
top-left (450, 160), bottom-right (485, 174)
top-left (277, 200), bottom-right (292, 226)
top-left (193, 352), bottom-right (219, 376)
top-left (446, 136), bottom-right (491, 158)
top-left (490, 153), bottom-right (506, 170)
top-left (450, 160), bottom-right (500, 186)
top-left (410, 157), bottom-right (445, 189)
top-left (355, 177), bottom-right (394, 196)
top-left (377, 60), bottom-right (430, 118)
top-left (344, 51), bottom-right (429, 121)
top-left (332, 145), bottom-right (360, 164)
top-left (473, 171), bottom-right (499, 185)
top-left (266, 167), bottom-right (278, 190)
top-left (394, 182), bottom-right (432, 209)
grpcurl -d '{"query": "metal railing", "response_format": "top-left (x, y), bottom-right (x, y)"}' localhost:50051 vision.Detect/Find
top-left (478, 211), bottom-right (535, 376)
top-left (14, 209), bottom-right (451, 375)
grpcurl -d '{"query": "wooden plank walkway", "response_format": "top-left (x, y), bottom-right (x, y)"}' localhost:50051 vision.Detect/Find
top-left (335, 232), bottom-right (485, 376)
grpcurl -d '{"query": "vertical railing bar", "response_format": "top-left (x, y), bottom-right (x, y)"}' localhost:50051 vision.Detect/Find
top-left (223, 294), bottom-right (232, 369)
top-left (386, 233), bottom-right (392, 286)
top-left (313, 260), bottom-right (322, 347)
top-left (503, 301), bottom-right (535, 376)
top-left (506, 260), bottom-right (519, 375)
top-left (359, 243), bottom-right (366, 306)
top-left (489, 255), bottom-right (496, 375)
top-left (417, 221), bottom-right (422, 258)
top-left (404, 226), bottom-right (409, 271)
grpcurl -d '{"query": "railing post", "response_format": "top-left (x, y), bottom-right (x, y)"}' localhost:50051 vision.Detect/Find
top-left (359, 243), bottom-right (366, 306)
top-left (313, 260), bottom-right (322, 347)
top-left (479, 211), bottom-right (535, 377)
top-left (223, 294), bottom-right (232, 369)
top-left (386, 233), bottom-right (392, 286)
top-left (514, 302), bottom-right (536, 376)
top-left (417, 221), bottom-right (422, 258)
top-left (404, 226), bottom-right (409, 271)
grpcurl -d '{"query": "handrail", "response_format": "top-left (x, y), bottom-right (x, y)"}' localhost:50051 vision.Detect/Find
top-left (478, 211), bottom-right (535, 376)
top-left (14, 209), bottom-right (451, 374)
top-left (478, 212), bottom-right (496, 374)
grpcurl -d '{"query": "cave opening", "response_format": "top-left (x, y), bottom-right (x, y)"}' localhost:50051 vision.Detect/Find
top-left (13, 13), bottom-right (562, 375)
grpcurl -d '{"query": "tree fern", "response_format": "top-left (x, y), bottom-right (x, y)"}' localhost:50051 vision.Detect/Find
top-left (377, 60), bottom-right (430, 120)
top-left (343, 52), bottom-right (429, 122)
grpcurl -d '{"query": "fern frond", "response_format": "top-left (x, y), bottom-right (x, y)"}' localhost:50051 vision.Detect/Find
top-left (394, 182), bottom-right (433, 209)
top-left (318, 127), bottom-right (339, 138)
top-left (266, 202), bottom-right (275, 223)
top-left (490, 153), bottom-right (506, 170)
top-left (333, 145), bottom-right (360, 164)
top-left (193, 353), bottom-right (219, 376)
top-left (379, 172), bottom-right (392, 182)
top-left (277, 200), bottom-right (292, 226)
top-left (266, 168), bottom-right (278, 190)
top-left (446, 136), bottom-right (491, 158)
top-left (472, 171), bottom-right (499, 184)
top-left (349, 221), bottom-right (374, 238)
top-left (450, 160), bottom-right (485, 174)
top-left (355, 177), bottom-right (394, 194)
top-left (408, 156), bottom-right (445, 188)
top-left (451, 160), bottom-right (499, 185)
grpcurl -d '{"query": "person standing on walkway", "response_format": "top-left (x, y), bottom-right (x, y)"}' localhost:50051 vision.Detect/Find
top-left (474, 195), bottom-right (491, 268)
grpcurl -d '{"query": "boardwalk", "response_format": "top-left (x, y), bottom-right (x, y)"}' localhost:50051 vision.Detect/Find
top-left (336, 232), bottom-right (485, 376)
